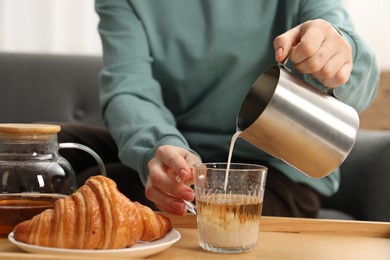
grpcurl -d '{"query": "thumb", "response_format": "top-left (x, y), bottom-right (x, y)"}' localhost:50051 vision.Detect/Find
top-left (273, 25), bottom-right (302, 63)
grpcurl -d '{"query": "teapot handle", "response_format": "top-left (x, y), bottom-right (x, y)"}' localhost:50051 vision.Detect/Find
top-left (58, 143), bottom-right (107, 177)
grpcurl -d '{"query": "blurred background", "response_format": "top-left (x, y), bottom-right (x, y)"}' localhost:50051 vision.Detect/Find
top-left (0, 0), bottom-right (389, 129)
top-left (0, 0), bottom-right (389, 70)
top-left (0, 0), bottom-right (100, 56)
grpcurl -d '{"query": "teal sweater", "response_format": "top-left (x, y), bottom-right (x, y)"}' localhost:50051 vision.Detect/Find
top-left (95, 0), bottom-right (379, 196)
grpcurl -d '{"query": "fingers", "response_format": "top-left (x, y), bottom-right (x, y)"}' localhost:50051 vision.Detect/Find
top-left (274, 23), bottom-right (302, 63)
top-left (155, 145), bottom-right (194, 180)
top-left (148, 158), bottom-right (195, 200)
top-left (274, 19), bottom-right (353, 88)
top-left (145, 183), bottom-right (188, 216)
top-left (145, 178), bottom-right (190, 216)
top-left (320, 61), bottom-right (352, 88)
top-left (145, 165), bottom-right (194, 215)
top-left (145, 145), bottom-right (200, 215)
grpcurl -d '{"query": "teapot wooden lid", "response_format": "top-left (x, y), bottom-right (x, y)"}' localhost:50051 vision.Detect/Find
top-left (0, 124), bottom-right (61, 134)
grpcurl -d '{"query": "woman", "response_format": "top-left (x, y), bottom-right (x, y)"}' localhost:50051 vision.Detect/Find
top-left (60, 0), bottom-right (379, 218)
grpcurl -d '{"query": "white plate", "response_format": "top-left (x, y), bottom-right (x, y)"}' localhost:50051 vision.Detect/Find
top-left (8, 229), bottom-right (180, 258)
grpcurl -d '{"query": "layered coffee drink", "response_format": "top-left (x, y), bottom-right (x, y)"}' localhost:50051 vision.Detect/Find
top-left (194, 156), bottom-right (267, 253)
top-left (196, 194), bottom-right (263, 252)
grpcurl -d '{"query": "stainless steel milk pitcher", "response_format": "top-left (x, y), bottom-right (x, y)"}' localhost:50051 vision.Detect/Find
top-left (236, 63), bottom-right (359, 178)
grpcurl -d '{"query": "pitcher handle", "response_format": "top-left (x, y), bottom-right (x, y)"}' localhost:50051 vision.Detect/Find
top-left (58, 143), bottom-right (107, 177)
top-left (278, 50), bottom-right (292, 73)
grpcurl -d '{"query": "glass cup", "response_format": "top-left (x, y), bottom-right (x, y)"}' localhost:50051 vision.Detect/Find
top-left (193, 163), bottom-right (267, 254)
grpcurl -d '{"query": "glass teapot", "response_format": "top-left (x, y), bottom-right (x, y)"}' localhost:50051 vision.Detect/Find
top-left (0, 123), bottom-right (106, 237)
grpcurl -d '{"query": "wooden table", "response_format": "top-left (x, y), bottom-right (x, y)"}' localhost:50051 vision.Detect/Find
top-left (1, 214), bottom-right (390, 259)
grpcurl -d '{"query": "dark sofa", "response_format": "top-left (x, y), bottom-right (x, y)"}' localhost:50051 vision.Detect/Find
top-left (1, 52), bottom-right (389, 222)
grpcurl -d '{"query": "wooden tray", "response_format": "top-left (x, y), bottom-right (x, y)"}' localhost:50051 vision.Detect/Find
top-left (1, 215), bottom-right (390, 259)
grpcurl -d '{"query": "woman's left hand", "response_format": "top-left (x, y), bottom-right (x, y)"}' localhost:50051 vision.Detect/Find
top-left (274, 19), bottom-right (353, 88)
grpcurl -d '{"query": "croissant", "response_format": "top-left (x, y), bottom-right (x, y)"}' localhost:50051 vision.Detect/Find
top-left (13, 175), bottom-right (172, 249)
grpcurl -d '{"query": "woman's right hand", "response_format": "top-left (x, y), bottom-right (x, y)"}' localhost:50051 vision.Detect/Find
top-left (145, 145), bottom-right (202, 216)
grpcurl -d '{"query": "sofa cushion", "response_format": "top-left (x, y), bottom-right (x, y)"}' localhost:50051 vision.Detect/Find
top-left (0, 52), bottom-right (103, 125)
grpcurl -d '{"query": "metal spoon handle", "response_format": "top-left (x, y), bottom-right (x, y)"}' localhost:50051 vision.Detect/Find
top-left (175, 175), bottom-right (197, 215)
top-left (183, 200), bottom-right (197, 215)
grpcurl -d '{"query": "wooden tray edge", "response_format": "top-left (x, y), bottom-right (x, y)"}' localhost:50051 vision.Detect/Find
top-left (164, 213), bottom-right (390, 238)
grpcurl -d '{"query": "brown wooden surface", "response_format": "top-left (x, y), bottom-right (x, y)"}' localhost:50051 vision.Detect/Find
top-left (1, 215), bottom-right (390, 259)
top-left (0, 124), bottom-right (61, 134)
top-left (360, 71), bottom-right (390, 130)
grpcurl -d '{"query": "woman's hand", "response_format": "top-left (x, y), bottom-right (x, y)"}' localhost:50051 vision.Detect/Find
top-left (274, 19), bottom-right (353, 88)
top-left (145, 145), bottom-right (202, 216)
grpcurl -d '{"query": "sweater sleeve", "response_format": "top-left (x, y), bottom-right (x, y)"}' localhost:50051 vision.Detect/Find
top-left (298, 0), bottom-right (380, 113)
top-left (95, 0), bottom-right (193, 184)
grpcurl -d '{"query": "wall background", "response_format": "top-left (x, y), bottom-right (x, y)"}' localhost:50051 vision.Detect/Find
top-left (0, 0), bottom-right (100, 56)
top-left (0, 0), bottom-right (389, 70)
